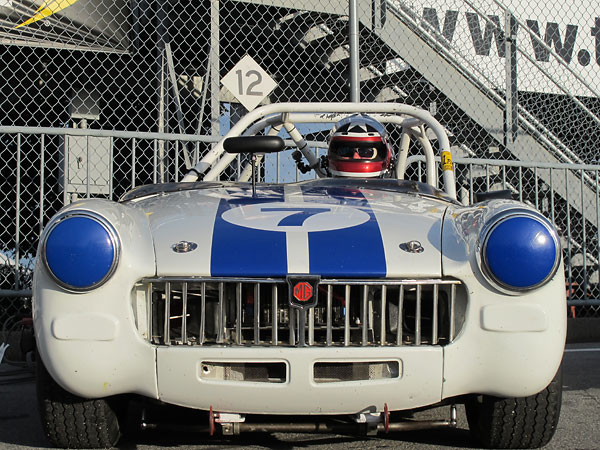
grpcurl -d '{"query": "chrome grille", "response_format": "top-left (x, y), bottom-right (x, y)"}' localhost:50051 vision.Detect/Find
top-left (136, 278), bottom-right (463, 347)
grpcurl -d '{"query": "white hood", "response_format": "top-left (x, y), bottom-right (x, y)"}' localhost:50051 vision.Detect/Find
top-left (131, 182), bottom-right (449, 278)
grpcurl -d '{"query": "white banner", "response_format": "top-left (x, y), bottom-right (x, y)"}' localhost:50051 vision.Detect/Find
top-left (399, 0), bottom-right (600, 96)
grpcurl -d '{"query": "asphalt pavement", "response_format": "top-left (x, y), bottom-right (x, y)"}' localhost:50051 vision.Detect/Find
top-left (0, 343), bottom-right (599, 450)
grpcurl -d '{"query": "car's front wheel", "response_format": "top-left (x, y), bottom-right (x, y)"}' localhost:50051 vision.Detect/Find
top-left (36, 359), bottom-right (124, 448)
top-left (465, 366), bottom-right (562, 449)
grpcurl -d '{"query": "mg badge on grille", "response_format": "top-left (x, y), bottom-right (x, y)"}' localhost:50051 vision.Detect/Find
top-left (287, 275), bottom-right (320, 347)
top-left (287, 275), bottom-right (320, 309)
top-left (294, 282), bottom-right (313, 302)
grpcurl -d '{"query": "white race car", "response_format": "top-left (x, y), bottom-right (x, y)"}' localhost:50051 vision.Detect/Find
top-left (33, 103), bottom-right (565, 449)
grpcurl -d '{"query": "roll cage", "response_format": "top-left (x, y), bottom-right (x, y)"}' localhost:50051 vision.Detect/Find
top-left (181, 102), bottom-right (457, 200)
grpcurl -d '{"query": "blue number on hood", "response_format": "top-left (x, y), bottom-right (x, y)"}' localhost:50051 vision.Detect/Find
top-left (260, 207), bottom-right (331, 226)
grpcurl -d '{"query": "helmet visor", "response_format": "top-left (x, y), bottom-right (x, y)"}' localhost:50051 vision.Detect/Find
top-left (329, 139), bottom-right (386, 162)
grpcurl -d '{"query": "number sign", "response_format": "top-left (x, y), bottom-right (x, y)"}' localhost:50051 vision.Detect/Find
top-left (221, 55), bottom-right (277, 111)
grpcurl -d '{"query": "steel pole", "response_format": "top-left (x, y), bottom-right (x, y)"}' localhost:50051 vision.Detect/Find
top-left (504, 11), bottom-right (517, 149)
top-left (349, 0), bottom-right (360, 102)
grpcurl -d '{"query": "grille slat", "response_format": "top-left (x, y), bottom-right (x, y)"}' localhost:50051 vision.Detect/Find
top-left (182, 283), bottom-right (188, 345)
top-left (200, 282), bottom-right (206, 344)
top-left (326, 285), bottom-right (332, 346)
top-left (164, 282), bottom-right (171, 346)
top-left (397, 285), bottom-right (404, 345)
top-left (289, 307), bottom-right (296, 345)
top-left (236, 282), bottom-right (242, 345)
top-left (361, 285), bottom-right (368, 346)
top-left (450, 284), bottom-right (456, 341)
top-left (415, 285), bottom-right (422, 346)
top-left (141, 278), bottom-right (463, 347)
top-left (147, 282), bottom-right (153, 342)
top-left (432, 284), bottom-right (439, 345)
top-left (308, 308), bottom-right (314, 346)
top-left (271, 285), bottom-right (278, 345)
top-left (380, 285), bottom-right (386, 346)
top-left (254, 284), bottom-right (260, 344)
top-left (344, 285), bottom-right (350, 347)
top-left (217, 282), bottom-right (225, 344)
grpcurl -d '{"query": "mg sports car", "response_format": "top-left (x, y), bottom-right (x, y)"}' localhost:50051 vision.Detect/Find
top-left (33, 103), bottom-right (565, 449)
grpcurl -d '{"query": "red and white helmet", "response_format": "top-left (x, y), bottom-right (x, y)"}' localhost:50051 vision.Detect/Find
top-left (327, 114), bottom-right (392, 178)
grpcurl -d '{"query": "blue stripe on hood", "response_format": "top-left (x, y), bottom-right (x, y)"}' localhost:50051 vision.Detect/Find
top-left (210, 185), bottom-right (387, 278)
top-left (210, 188), bottom-right (287, 277)
top-left (302, 186), bottom-right (387, 277)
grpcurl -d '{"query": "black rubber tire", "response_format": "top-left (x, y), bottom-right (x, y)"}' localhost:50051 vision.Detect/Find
top-left (465, 366), bottom-right (562, 449)
top-left (36, 359), bottom-right (123, 449)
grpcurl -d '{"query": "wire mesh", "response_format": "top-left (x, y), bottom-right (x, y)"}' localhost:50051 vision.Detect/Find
top-left (1, 0), bottom-right (599, 320)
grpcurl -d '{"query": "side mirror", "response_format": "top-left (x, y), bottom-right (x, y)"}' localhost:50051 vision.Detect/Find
top-left (223, 136), bottom-right (285, 154)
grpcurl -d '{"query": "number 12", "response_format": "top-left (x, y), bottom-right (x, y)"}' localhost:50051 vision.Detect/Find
top-left (236, 69), bottom-right (263, 96)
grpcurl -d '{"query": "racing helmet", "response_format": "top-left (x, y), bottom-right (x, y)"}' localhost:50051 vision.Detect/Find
top-left (327, 114), bottom-right (392, 178)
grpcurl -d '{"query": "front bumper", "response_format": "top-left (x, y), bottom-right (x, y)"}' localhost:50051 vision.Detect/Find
top-left (156, 346), bottom-right (442, 414)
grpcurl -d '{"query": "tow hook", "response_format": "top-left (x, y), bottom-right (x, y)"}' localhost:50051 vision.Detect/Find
top-left (209, 407), bottom-right (246, 436)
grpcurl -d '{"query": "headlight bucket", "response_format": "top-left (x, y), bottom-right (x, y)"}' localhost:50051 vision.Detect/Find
top-left (42, 211), bottom-right (120, 291)
top-left (479, 210), bottom-right (560, 293)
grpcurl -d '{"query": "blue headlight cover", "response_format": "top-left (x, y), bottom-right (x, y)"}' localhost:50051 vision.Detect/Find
top-left (44, 215), bottom-right (117, 290)
top-left (483, 215), bottom-right (558, 290)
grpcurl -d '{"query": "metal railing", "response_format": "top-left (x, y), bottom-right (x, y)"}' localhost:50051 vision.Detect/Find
top-left (1, 128), bottom-right (599, 332)
top-left (0, 128), bottom-right (221, 328)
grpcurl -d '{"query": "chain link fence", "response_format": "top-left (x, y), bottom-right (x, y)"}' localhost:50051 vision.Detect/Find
top-left (1, 0), bottom-right (599, 324)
